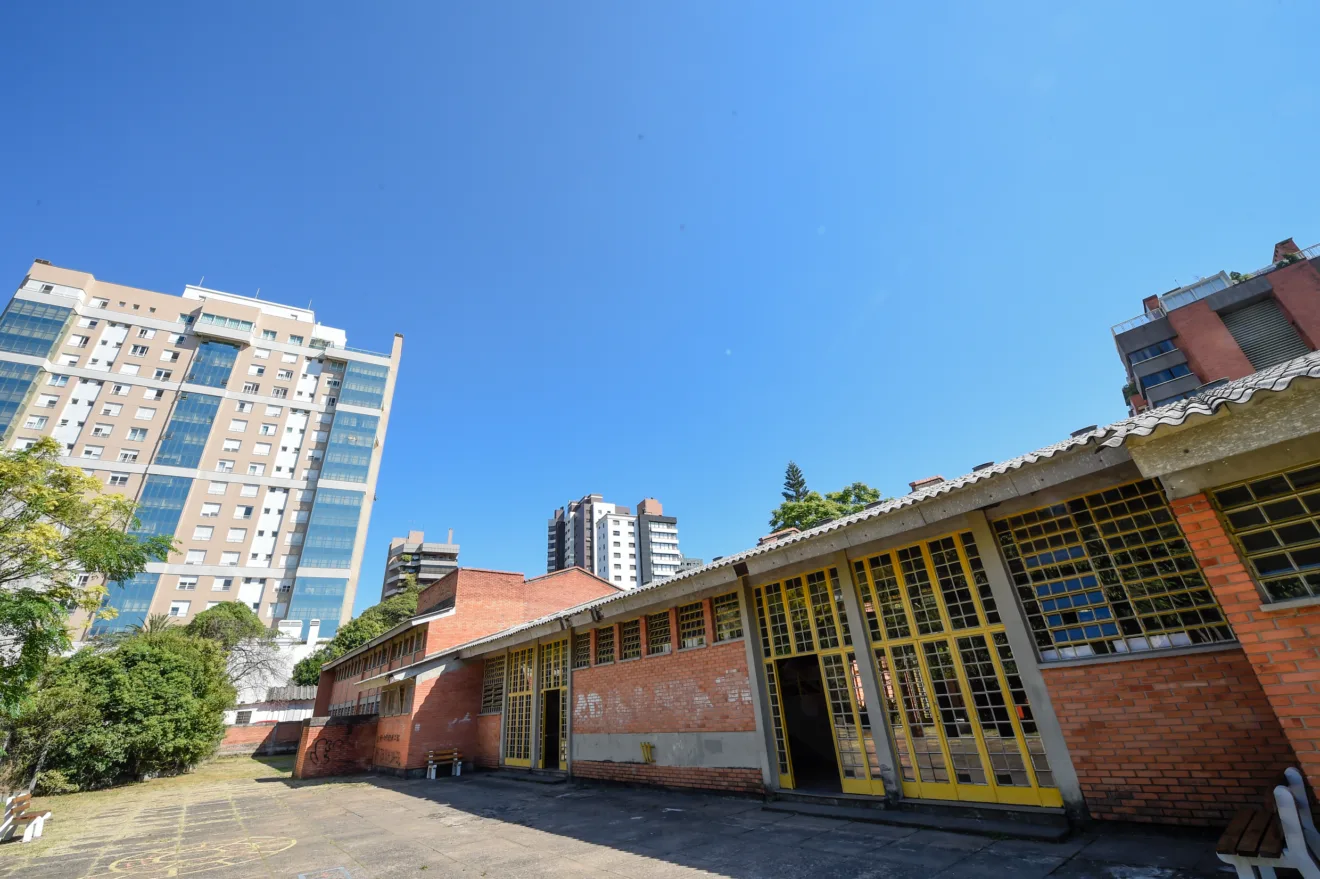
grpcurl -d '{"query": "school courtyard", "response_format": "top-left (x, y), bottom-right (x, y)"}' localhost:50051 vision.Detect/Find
top-left (1, 756), bottom-right (1234, 879)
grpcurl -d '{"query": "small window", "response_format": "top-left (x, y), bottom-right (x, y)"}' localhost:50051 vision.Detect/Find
top-left (207, 482), bottom-right (227, 495)
top-left (646, 612), bottom-right (671, 656)
top-left (226, 528), bottom-right (246, 543)
top-left (289, 334), bottom-right (304, 345)
top-left (23, 415), bottom-right (47, 429)
top-left (678, 601), bottom-right (706, 649)
top-left (212, 577), bottom-right (233, 592)
top-left (222, 439), bottom-right (241, 452)
top-left (201, 502), bottom-right (221, 517)
top-left (108, 473), bottom-right (130, 487)
top-left (118, 450), bottom-right (139, 463)
top-left (234, 710), bottom-right (253, 724)
top-left (249, 365), bottom-right (265, 376)
top-left (220, 552), bottom-right (240, 566)
top-left (168, 600), bottom-right (190, 617)
top-left (185, 550), bottom-right (206, 565)
top-left (480, 656), bottom-right (506, 713)
top-left (229, 419), bottom-right (248, 432)
top-left (153, 369), bottom-right (172, 381)
top-left (128, 427), bottom-right (148, 441)
top-left (242, 382), bottom-right (259, 394)
top-left (235, 401), bottom-right (253, 413)
top-left (254, 348), bottom-right (270, 359)
top-left (240, 484), bottom-right (259, 497)
top-left (619, 620), bottom-right (641, 660)
top-left (81, 445), bottom-right (104, 459)
top-left (129, 344), bottom-right (148, 356)
top-left (266, 405), bottom-right (283, 416)
top-left (262, 330), bottom-right (277, 341)
top-left (192, 526), bottom-right (214, 540)
top-left (177, 576), bottom-right (198, 591)
top-left (712, 592), bottom-right (743, 641)
top-left (134, 407), bottom-right (156, 420)
top-left (137, 327), bottom-right (156, 339)
top-left (595, 626), bottom-right (616, 664)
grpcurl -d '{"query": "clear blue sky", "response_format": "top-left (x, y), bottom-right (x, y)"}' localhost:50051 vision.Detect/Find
top-left (3, 3), bottom-right (1318, 617)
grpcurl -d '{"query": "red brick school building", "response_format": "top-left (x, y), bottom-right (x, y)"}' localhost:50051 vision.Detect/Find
top-left (297, 349), bottom-right (1320, 828)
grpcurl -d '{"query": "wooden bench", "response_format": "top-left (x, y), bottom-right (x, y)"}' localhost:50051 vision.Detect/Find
top-left (1, 792), bottom-right (51, 844)
top-left (427, 749), bottom-right (462, 779)
top-left (1216, 779), bottom-right (1320, 878)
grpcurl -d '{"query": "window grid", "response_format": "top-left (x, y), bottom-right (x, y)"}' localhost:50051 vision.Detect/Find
top-left (993, 478), bottom-right (1232, 662)
top-left (889, 644), bottom-right (948, 783)
top-left (959, 532), bottom-right (1001, 624)
top-left (783, 578), bottom-right (814, 653)
top-left (677, 602), bottom-right (706, 649)
top-left (806, 571), bottom-right (840, 649)
top-left (572, 632), bottom-right (591, 669)
top-left (645, 612), bottom-right (671, 655)
top-left (503, 647), bottom-right (534, 762)
top-left (992, 632), bottom-right (1054, 786)
top-left (619, 619), bottom-right (641, 660)
top-left (712, 592), bottom-right (743, 641)
top-left (928, 536), bottom-right (981, 629)
top-left (896, 546), bottom-right (944, 635)
top-left (820, 653), bottom-right (867, 780)
top-left (595, 626), bottom-right (615, 664)
top-left (922, 640), bottom-right (986, 785)
top-left (1211, 462), bottom-right (1320, 602)
top-left (764, 660), bottom-right (791, 778)
top-left (480, 656), bottom-right (505, 714)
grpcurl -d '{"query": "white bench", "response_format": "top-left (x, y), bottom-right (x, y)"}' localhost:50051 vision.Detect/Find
top-left (1216, 770), bottom-right (1320, 878)
top-left (1, 792), bottom-right (51, 844)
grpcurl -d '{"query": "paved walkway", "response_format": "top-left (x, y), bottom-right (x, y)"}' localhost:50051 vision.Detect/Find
top-left (2, 765), bottom-right (1234, 879)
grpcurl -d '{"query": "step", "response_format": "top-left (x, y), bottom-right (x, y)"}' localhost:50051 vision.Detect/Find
top-left (763, 796), bottom-right (1071, 842)
top-left (482, 769), bottom-right (568, 785)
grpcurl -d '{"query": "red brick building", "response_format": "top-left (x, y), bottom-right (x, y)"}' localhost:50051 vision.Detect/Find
top-left (299, 350), bottom-right (1320, 829)
top-left (1113, 236), bottom-right (1319, 412)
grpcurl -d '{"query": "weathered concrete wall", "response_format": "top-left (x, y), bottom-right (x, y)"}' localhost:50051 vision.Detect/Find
top-left (572, 760), bottom-right (762, 794)
top-left (573, 731), bottom-right (763, 768)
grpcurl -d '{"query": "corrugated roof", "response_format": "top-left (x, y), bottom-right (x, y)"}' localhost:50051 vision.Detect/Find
top-left (265, 685), bottom-right (317, 701)
top-left (364, 350), bottom-right (1320, 665)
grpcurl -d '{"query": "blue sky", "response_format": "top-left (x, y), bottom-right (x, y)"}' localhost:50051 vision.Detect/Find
top-left (3, 3), bottom-right (1318, 617)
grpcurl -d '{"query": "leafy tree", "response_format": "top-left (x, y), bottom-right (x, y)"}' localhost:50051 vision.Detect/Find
top-left (0, 437), bottom-right (174, 712)
top-left (291, 575), bottom-right (422, 686)
top-left (6, 624), bottom-right (234, 793)
top-left (768, 481), bottom-right (885, 533)
top-left (184, 602), bottom-right (265, 651)
top-left (185, 602), bottom-right (284, 695)
top-left (782, 461), bottom-right (809, 501)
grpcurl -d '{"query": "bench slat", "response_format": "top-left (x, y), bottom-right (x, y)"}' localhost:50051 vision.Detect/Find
top-left (1236, 809), bottom-right (1273, 856)
top-left (1217, 808), bottom-right (1257, 855)
top-left (1258, 813), bottom-right (1284, 859)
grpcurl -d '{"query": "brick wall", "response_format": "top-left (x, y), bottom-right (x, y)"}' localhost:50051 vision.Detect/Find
top-left (1165, 300), bottom-right (1255, 385)
top-left (1269, 260), bottom-right (1320, 350)
top-left (403, 660), bottom-right (484, 770)
top-left (476, 713), bottom-right (501, 768)
top-left (218, 720), bottom-right (305, 757)
top-left (1042, 648), bottom-right (1295, 825)
top-left (293, 715), bottom-right (379, 779)
top-left (374, 712), bottom-right (412, 772)
top-left (1173, 494), bottom-right (1316, 788)
top-left (572, 639), bottom-right (755, 735)
top-left (572, 761), bottom-right (762, 794)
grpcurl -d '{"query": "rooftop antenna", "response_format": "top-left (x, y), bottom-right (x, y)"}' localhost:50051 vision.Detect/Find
top-left (255, 288), bottom-right (261, 299)
top-left (199, 276), bottom-right (205, 285)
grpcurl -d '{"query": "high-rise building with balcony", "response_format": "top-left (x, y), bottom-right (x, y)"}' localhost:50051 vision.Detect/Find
top-left (1112, 237), bottom-right (1320, 413)
top-left (1, 260), bottom-right (401, 640)
top-left (381, 529), bottom-right (459, 601)
top-left (546, 495), bottom-right (685, 588)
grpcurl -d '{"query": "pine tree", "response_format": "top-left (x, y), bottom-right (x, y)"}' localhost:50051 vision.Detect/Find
top-left (781, 461), bottom-right (808, 501)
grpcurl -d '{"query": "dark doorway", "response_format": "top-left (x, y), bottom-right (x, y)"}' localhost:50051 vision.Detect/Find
top-left (542, 693), bottom-right (562, 770)
top-left (778, 656), bottom-right (840, 792)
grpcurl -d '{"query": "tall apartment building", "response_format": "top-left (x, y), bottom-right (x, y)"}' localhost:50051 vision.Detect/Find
top-left (0, 261), bottom-right (401, 640)
top-left (1113, 237), bottom-right (1320, 412)
top-left (547, 495), bottom-right (685, 588)
top-left (381, 529), bottom-right (460, 601)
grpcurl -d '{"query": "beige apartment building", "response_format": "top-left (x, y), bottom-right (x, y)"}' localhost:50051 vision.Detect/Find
top-left (0, 260), bottom-right (401, 640)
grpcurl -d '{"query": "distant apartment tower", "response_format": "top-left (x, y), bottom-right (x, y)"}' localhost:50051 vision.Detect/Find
top-left (547, 494), bottom-right (613, 574)
top-left (381, 529), bottom-right (459, 601)
top-left (547, 495), bottom-right (685, 588)
top-left (1112, 237), bottom-right (1320, 412)
top-left (0, 261), bottom-right (400, 640)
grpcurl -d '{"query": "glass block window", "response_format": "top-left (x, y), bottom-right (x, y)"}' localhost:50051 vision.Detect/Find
top-left (619, 619), bottom-right (641, 660)
top-left (993, 478), bottom-right (1232, 662)
top-left (1212, 462), bottom-right (1320, 602)
top-left (572, 632), bottom-right (591, 669)
top-left (712, 591), bottom-right (743, 641)
top-left (678, 601), bottom-right (706, 649)
top-left (646, 612), bottom-right (671, 655)
top-left (595, 626), bottom-right (615, 664)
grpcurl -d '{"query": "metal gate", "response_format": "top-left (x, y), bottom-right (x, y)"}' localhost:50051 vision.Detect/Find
top-left (503, 646), bottom-right (535, 767)
top-left (1221, 298), bottom-right (1310, 370)
top-left (852, 531), bottom-right (1061, 807)
top-left (753, 569), bottom-right (886, 795)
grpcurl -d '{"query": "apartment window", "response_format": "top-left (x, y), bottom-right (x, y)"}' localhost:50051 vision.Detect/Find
top-left (207, 482), bottom-right (226, 496)
top-left (619, 620), bottom-right (641, 660)
top-left (192, 525), bottom-right (214, 540)
top-left (289, 334), bottom-right (304, 345)
top-left (38, 394), bottom-right (60, 409)
top-left (212, 577), bottom-right (233, 592)
top-left (220, 552), bottom-right (240, 566)
top-left (242, 382), bottom-right (259, 394)
top-left (235, 505), bottom-right (254, 519)
top-left (226, 528), bottom-right (247, 543)
top-left (108, 473), bottom-right (129, 487)
top-left (99, 402), bottom-right (121, 416)
top-left (326, 378), bottom-right (341, 389)
top-left (89, 423), bottom-right (112, 437)
top-left (143, 388), bottom-right (164, 401)
top-left (247, 463), bottom-right (265, 476)
top-left (216, 460), bottom-right (235, 473)
top-left (235, 401), bottom-right (253, 413)
top-left (68, 335), bottom-right (90, 348)
top-left (80, 445), bottom-right (104, 460)
top-left (23, 415), bottom-right (47, 429)
top-left (47, 375), bottom-right (69, 387)
top-left (259, 423), bottom-right (277, 436)
top-left (154, 369), bottom-right (172, 381)
top-left (177, 576), bottom-right (198, 591)
top-left (134, 407), bottom-right (156, 420)
top-left (169, 601), bottom-right (190, 617)
top-left (249, 365), bottom-right (265, 376)
top-left (1126, 339), bottom-right (1177, 366)
top-left (645, 612), bottom-right (672, 656)
top-left (254, 348), bottom-right (270, 359)
top-left (118, 450), bottom-right (139, 463)
top-left (595, 626), bottom-right (616, 664)
top-left (110, 383), bottom-right (128, 395)
top-left (119, 364), bottom-right (140, 376)
top-left (185, 550), bottom-right (206, 565)
top-left (276, 369), bottom-right (293, 381)
top-left (201, 503), bottom-right (221, 517)
top-left (271, 387), bottom-right (288, 399)
top-left (678, 602), bottom-right (706, 649)
top-left (266, 405), bottom-right (283, 416)
top-left (137, 327), bottom-right (155, 339)
top-left (77, 318), bottom-right (99, 329)
top-left (240, 484), bottom-right (259, 497)
top-left (261, 330), bottom-right (277, 341)
top-left (1139, 363), bottom-right (1193, 395)
top-left (222, 439), bottom-right (241, 452)
top-left (129, 344), bottom-right (148, 356)
top-left (712, 592), bottom-right (743, 642)
top-left (91, 297), bottom-right (109, 308)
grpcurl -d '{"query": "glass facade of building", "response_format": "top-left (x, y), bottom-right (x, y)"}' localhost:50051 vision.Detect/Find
top-left (130, 475), bottom-right (194, 538)
top-left (338, 361), bottom-right (390, 409)
top-left (185, 340), bottom-right (241, 388)
top-left (155, 393), bottom-right (223, 468)
top-left (0, 362), bottom-right (40, 438)
top-left (285, 576), bottom-right (350, 638)
top-left (0, 300), bottom-right (72, 357)
top-left (299, 488), bottom-right (365, 568)
top-left (89, 572), bottom-right (160, 635)
top-left (320, 412), bottom-right (378, 483)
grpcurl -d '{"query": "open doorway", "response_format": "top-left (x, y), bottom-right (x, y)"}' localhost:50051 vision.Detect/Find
top-left (541, 694), bottom-right (562, 770)
top-left (778, 656), bottom-right (840, 792)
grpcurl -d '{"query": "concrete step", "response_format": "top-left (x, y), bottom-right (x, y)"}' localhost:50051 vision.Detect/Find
top-left (763, 795), bottom-right (1071, 842)
top-left (482, 769), bottom-right (569, 785)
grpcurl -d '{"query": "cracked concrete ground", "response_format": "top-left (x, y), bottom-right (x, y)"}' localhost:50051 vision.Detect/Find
top-left (0, 756), bottom-right (1234, 878)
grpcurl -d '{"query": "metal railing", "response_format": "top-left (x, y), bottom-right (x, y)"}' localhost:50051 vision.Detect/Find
top-left (1111, 307), bottom-right (1166, 334)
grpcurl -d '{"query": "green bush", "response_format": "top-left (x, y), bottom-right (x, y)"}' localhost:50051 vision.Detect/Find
top-left (5, 625), bottom-right (235, 792)
top-left (33, 769), bottom-right (77, 795)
